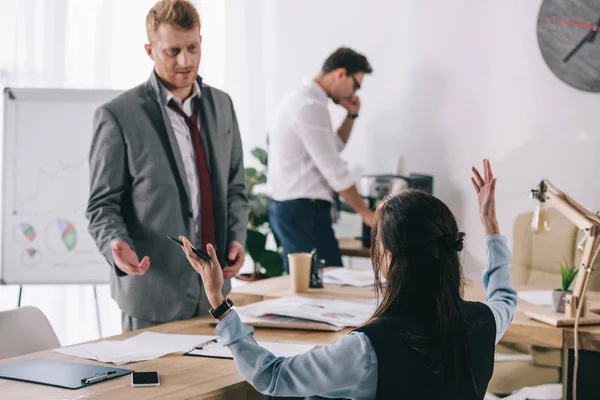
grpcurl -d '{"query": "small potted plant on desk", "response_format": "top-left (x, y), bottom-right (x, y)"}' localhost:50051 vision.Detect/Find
top-left (552, 258), bottom-right (579, 313)
top-left (237, 147), bottom-right (284, 282)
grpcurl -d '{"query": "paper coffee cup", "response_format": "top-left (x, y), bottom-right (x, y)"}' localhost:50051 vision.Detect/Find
top-left (288, 253), bottom-right (312, 293)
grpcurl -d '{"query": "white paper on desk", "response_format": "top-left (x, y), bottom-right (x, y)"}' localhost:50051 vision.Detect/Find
top-left (240, 296), bottom-right (375, 328)
top-left (499, 384), bottom-right (562, 400)
top-left (187, 340), bottom-right (315, 359)
top-left (517, 290), bottom-right (553, 306)
top-left (322, 268), bottom-right (384, 287)
top-left (494, 353), bottom-right (533, 362)
top-left (56, 332), bottom-right (216, 365)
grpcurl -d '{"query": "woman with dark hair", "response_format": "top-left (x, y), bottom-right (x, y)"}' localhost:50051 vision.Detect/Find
top-left (180, 159), bottom-right (517, 399)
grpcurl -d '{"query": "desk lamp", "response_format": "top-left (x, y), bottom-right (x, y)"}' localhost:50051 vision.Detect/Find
top-left (529, 179), bottom-right (600, 400)
top-left (529, 179), bottom-right (600, 324)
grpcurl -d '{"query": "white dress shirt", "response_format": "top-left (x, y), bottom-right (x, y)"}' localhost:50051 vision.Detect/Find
top-left (158, 80), bottom-right (202, 234)
top-left (268, 79), bottom-right (354, 203)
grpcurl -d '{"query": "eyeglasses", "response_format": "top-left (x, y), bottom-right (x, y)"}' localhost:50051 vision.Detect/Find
top-left (351, 75), bottom-right (361, 91)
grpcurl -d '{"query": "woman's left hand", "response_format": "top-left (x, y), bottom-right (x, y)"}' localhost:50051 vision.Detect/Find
top-left (180, 236), bottom-right (225, 307)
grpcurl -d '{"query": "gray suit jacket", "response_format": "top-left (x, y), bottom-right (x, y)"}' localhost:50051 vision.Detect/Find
top-left (86, 73), bottom-right (249, 322)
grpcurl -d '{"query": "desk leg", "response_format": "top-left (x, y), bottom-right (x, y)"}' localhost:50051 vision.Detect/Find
top-left (93, 285), bottom-right (102, 337)
top-left (562, 349), bottom-right (568, 400)
top-left (566, 348), bottom-right (600, 400)
top-left (17, 285), bottom-right (23, 307)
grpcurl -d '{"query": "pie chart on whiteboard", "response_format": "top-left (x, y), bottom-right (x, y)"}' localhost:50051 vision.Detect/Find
top-left (13, 222), bottom-right (36, 243)
top-left (21, 248), bottom-right (41, 266)
top-left (46, 219), bottom-right (77, 253)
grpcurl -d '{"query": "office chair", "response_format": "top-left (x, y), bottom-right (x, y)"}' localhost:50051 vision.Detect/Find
top-left (0, 306), bottom-right (60, 359)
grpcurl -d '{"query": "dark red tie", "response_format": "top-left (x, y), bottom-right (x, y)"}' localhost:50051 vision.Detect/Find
top-left (167, 98), bottom-right (215, 250)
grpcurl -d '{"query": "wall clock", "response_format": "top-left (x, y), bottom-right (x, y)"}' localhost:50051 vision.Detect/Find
top-left (537, 0), bottom-right (600, 92)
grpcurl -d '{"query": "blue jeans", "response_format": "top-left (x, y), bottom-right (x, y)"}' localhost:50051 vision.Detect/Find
top-left (269, 199), bottom-right (343, 273)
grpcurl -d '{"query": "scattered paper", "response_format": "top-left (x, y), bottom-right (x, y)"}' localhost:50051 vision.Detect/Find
top-left (188, 340), bottom-right (315, 359)
top-left (323, 268), bottom-right (383, 287)
top-left (239, 296), bottom-right (376, 328)
top-left (56, 332), bottom-right (216, 365)
top-left (499, 384), bottom-right (562, 400)
top-left (517, 290), bottom-right (553, 307)
top-left (494, 353), bottom-right (533, 362)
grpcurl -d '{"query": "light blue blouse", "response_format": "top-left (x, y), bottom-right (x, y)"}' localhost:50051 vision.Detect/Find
top-left (214, 234), bottom-right (517, 399)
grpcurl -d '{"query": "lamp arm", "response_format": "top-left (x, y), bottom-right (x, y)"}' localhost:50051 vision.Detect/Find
top-left (538, 179), bottom-right (600, 308)
top-left (546, 191), bottom-right (594, 231)
top-left (571, 231), bottom-right (600, 302)
top-left (542, 179), bottom-right (600, 224)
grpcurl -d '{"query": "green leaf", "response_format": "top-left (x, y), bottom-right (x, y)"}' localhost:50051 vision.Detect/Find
top-left (252, 147), bottom-right (268, 167)
top-left (559, 258), bottom-right (578, 291)
top-left (339, 201), bottom-right (356, 214)
top-left (249, 193), bottom-right (271, 227)
top-left (255, 172), bottom-right (267, 185)
top-left (245, 167), bottom-right (258, 191)
top-left (260, 250), bottom-right (284, 277)
top-left (246, 228), bottom-right (267, 264)
top-left (245, 167), bottom-right (266, 193)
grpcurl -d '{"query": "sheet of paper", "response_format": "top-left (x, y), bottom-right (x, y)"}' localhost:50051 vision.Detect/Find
top-left (322, 268), bottom-right (383, 287)
top-left (56, 332), bottom-right (216, 365)
top-left (498, 383), bottom-right (562, 400)
top-left (240, 296), bottom-right (376, 328)
top-left (494, 353), bottom-right (533, 362)
top-left (188, 340), bottom-right (315, 359)
top-left (517, 290), bottom-right (553, 306)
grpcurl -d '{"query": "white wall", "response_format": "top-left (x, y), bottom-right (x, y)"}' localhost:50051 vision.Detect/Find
top-left (227, 0), bottom-right (600, 276)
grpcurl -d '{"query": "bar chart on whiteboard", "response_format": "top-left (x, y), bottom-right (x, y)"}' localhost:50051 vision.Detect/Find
top-left (1, 88), bottom-right (121, 284)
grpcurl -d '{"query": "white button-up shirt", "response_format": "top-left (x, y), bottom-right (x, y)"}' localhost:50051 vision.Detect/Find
top-left (158, 81), bottom-right (201, 233)
top-left (268, 79), bottom-right (354, 203)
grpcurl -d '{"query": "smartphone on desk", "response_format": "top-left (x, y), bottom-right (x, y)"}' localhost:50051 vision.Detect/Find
top-left (131, 371), bottom-right (160, 387)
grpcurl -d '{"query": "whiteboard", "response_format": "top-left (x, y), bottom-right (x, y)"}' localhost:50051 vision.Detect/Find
top-left (1, 88), bottom-right (122, 284)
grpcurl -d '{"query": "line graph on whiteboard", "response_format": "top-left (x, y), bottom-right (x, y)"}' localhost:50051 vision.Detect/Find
top-left (14, 159), bottom-right (88, 212)
top-left (12, 158), bottom-right (88, 216)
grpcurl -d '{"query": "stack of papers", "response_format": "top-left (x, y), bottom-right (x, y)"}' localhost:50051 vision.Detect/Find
top-left (237, 296), bottom-right (376, 329)
top-left (56, 332), bottom-right (210, 365)
top-left (322, 268), bottom-right (383, 287)
top-left (517, 290), bottom-right (553, 306)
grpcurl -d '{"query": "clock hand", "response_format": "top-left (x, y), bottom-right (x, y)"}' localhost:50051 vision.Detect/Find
top-left (563, 30), bottom-right (594, 62)
top-left (562, 16), bottom-right (600, 63)
top-left (545, 17), bottom-right (596, 30)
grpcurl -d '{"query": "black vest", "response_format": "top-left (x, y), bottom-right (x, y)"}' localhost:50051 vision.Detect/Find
top-left (354, 301), bottom-right (496, 400)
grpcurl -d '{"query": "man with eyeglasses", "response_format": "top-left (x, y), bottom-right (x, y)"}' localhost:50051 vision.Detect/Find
top-left (267, 47), bottom-right (374, 272)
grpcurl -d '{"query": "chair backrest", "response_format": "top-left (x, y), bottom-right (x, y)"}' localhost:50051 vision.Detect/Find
top-left (512, 208), bottom-right (600, 290)
top-left (0, 306), bottom-right (60, 359)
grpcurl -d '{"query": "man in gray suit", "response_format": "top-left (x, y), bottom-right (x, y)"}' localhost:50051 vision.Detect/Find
top-left (86, 0), bottom-right (249, 332)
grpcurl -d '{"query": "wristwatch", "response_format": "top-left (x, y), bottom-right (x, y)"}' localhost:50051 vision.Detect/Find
top-left (347, 113), bottom-right (359, 119)
top-left (209, 298), bottom-right (234, 320)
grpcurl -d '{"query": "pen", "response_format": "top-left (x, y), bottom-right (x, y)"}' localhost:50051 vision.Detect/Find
top-left (166, 235), bottom-right (211, 262)
top-left (194, 337), bottom-right (219, 350)
top-left (81, 371), bottom-right (117, 384)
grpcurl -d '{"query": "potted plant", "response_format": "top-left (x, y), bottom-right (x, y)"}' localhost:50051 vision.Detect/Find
top-left (237, 147), bottom-right (284, 281)
top-left (552, 258), bottom-right (578, 313)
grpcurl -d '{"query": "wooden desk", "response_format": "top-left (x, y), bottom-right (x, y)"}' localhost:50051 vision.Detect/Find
top-left (338, 237), bottom-right (370, 258)
top-left (0, 317), bottom-right (349, 400)
top-left (6, 278), bottom-right (600, 399)
top-left (231, 274), bottom-right (600, 351)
